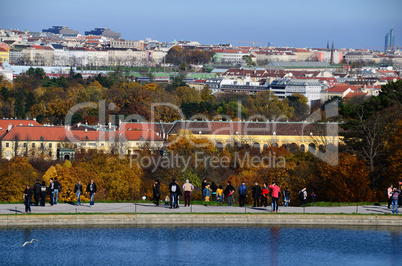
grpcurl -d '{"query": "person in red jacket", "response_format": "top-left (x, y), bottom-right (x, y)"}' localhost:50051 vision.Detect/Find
top-left (269, 182), bottom-right (281, 213)
top-left (261, 182), bottom-right (269, 207)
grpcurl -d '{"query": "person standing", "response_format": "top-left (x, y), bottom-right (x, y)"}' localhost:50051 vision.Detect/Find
top-left (238, 181), bottom-right (247, 207)
top-left (299, 187), bottom-right (307, 206)
top-left (261, 182), bottom-right (269, 207)
top-left (182, 179), bottom-right (194, 207)
top-left (40, 181), bottom-right (47, 207)
top-left (216, 185), bottom-right (223, 203)
top-left (175, 180), bottom-right (182, 208)
top-left (252, 182), bottom-right (262, 207)
top-left (282, 187), bottom-right (290, 207)
top-left (153, 180), bottom-right (161, 207)
top-left (311, 192), bottom-right (317, 203)
top-left (86, 179), bottom-right (97, 207)
top-left (391, 187), bottom-right (400, 214)
top-left (201, 179), bottom-right (207, 201)
top-left (224, 181), bottom-right (235, 207)
top-left (211, 182), bottom-right (218, 201)
top-left (269, 182), bottom-right (281, 212)
top-left (48, 178), bottom-right (55, 206)
top-left (74, 181), bottom-right (83, 206)
top-left (53, 177), bottom-right (62, 205)
top-left (387, 184), bottom-right (394, 209)
top-left (398, 180), bottom-right (402, 207)
top-left (33, 179), bottom-right (41, 206)
top-left (23, 185), bottom-right (33, 213)
top-left (169, 179), bottom-right (179, 209)
top-left (203, 184), bottom-right (211, 202)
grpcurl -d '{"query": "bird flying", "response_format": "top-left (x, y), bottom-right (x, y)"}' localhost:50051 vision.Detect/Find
top-left (22, 239), bottom-right (38, 247)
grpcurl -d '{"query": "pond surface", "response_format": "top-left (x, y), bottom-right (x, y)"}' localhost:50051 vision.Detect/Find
top-left (1, 225), bottom-right (401, 265)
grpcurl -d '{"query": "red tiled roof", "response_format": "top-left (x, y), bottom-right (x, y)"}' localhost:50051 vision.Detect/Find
top-left (31, 45), bottom-right (53, 50)
top-left (0, 119), bottom-right (40, 129)
top-left (343, 92), bottom-right (368, 98)
top-left (326, 84), bottom-right (358, 93)
top-left (1, 126), bottom-right (68, 141)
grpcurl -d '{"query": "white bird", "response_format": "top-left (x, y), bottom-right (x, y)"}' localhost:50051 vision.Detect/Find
top-left (22, 239), bottom-right (38, 247)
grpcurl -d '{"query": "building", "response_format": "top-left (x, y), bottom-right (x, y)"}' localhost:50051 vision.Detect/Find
top-left (269, 79), bottom-right (323, 106)
top-left (85, 28), bottom-right (121, 39)
top-left (313, 51), bottom-right (343, 64)
top-left (344, 52), bottom-right (380, 63)
top-left (0, 43), bottom-right (10, 63)
top-left (20, 45), bottom-right (54, 66)
top-left (42, 26), bottom-right (79, 36)
top-left (108, 40), bottom-right (144, 50)
top-left (166, 120), bottom-right (339, 153)
top-left (212, 49), bottom-right (250, 65)
top-left (321, 84), bottom-right (360, 102)
top-left (0, 125), bottom-right (163, 160)
top-left (385, 28), bottom-right (395, 52)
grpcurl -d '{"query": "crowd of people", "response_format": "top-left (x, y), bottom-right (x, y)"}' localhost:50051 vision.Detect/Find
top-left (22, 179), bottom-right (97, 213)
top-left (151, 179), bottom-right (322, 212)
top-left (22, 178), bottom-right (402, 214)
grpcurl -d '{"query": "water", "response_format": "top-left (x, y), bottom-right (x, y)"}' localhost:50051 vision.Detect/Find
top-left (1, 225), bottom-right (401, 266)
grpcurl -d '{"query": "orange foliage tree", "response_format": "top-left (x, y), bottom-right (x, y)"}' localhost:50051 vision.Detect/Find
top-left (312, 152), bottom-right (374, 202)
top-left (0, 157), bottom-right (38, 202)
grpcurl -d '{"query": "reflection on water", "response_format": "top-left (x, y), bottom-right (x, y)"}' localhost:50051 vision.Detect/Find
top-left (1, 225), bottom-right (401, 265)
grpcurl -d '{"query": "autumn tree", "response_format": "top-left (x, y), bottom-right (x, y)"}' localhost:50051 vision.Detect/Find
top-left (0, 157), bottom-right (38, 202)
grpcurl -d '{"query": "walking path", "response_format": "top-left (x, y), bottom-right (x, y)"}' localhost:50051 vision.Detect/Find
top-left (0, 202), bottom-right (396, 215)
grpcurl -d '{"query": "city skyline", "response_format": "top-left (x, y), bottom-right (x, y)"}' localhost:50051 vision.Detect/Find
top-left (2, 0), bottom-right (402, 49)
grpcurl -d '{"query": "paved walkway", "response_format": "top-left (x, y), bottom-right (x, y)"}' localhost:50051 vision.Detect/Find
top-left (0, 202), bottom-right (396, 215)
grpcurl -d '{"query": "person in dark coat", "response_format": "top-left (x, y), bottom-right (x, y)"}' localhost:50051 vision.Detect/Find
top-left (210, 181), bottom-right (218, 201)
top-left (53, 177), bottom-right (62, 205)
top-left (175, 180), bottom-right (182, 208)
top-left (252, 182), bottom-right (262, 207)
top-left (153, 180), bottom-right (161, 207)
top-left (23, 185), bottom-right (33, 213)
top-left (169, 179), bottom-right (179, 209)
top-left (224, 181), bottom-right (235, 207)
top-left (238, 181), bottom-right (247, 207)
top-left (33, 179), bottom-right (41, 206)
top-left (201, 179), bottom-right (207, 201)
top-left (40, 181), bottom-right (47, 206)
top-left (74, 181), bottom-right (83, 206)
top-left (86, 179), bottom-right (97, 207)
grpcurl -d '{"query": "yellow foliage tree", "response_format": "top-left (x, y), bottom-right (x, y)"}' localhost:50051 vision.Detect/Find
top-left (0, 157), bottom-right (38, 202)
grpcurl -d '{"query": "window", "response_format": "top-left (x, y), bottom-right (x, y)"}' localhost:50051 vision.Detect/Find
top-left (41, 143), bottom-right (44, 149)
top-left (49, 151), bottom-right (52, 157)
top-left (24, 143), bottom-right (27, 148)
top-left (32, 143), bottom-right (35, 148)
top-left (49, 143), bottom-right (52, 148)
top-left (6, 142), bottom-right (9, 148)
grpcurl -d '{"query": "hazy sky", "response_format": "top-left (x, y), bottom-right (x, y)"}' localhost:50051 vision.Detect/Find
top-left (2, 0), bottom-right (401, 49)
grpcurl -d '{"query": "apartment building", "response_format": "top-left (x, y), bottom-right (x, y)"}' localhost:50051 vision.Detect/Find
top-left (20, 45), bottom-right (54, 65)
top-left (212, 49), bottom-right (250, 65)
top-left (269, 79), bottom-right (323, 106)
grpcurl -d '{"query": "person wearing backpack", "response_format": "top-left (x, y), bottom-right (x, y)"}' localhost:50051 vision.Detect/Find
top-left (299, 187), bottom-right (307, 206)
top-left (40, 181), bottom-right (47, 207)
top-left (169, 179), bottom-right (179, 209)
top-left (238, 181), bottom-right (247, 207)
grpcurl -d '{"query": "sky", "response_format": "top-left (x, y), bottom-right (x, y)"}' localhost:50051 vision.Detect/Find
top-left (2, 0), bottom-right (402, 49)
